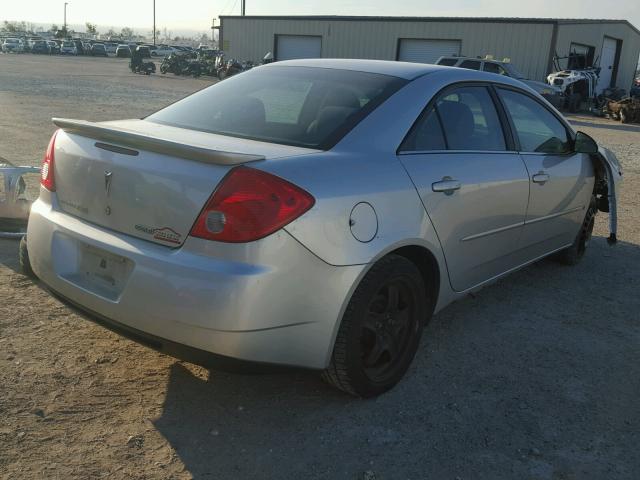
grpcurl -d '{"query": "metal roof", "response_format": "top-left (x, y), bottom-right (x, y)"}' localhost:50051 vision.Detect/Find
top-left (219, 16), bottom-right (640, 36)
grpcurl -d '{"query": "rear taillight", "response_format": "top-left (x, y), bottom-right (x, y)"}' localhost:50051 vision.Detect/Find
top-left (41, 130), bottom-right (59, 191)
top-left (190, 166), bottom-right (315, 243)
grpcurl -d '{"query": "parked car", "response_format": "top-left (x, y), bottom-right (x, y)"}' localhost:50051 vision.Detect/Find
top-left (150, 44), bottom-right (174, 56)
top-left (30, 40), bottom-right (50, 54)
top-left (2, 38), bottom-right (24, 53)
top-left (137, 45), bottom-right (152, 58)
top-left (47, 40), bottom-right (61, 54)
top-left (115, 44), bottom-right (131, 58)
top-left (60, 41), bottom-right (78, 55)
top-left (104, 42), bottom-right (117, 55)
top-left (436, 55), bottom-right (564, 108)
top-left (72, 40), bottom-right (85, 55)
top-left (90, 43), bottom-right (108, 57)
top-left (24, 60), bottom-right (622, 397)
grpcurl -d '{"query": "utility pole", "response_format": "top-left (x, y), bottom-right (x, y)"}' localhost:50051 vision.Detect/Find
top-left (241, 0), bottom-right (245, 16)
top-left (153, 0), bottom-right (156, 45)
top-left (211, 18), bottom-right (215, 44)
top-left (63, 2), bottom-right (68, 32)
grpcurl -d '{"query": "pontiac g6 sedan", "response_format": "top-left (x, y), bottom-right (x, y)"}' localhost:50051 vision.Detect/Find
top-left (25, 60), bottom-right (621, 397)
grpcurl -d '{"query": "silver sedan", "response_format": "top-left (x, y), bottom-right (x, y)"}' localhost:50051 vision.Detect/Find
top-left (25, 59), bottom-right (622, 397)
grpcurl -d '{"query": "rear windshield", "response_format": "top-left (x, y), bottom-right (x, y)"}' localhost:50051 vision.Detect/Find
top-left (146, 66), bottom-right (407, 150)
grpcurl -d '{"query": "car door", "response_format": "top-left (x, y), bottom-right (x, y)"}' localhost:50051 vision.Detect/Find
top-left (398, 85), bottom-right (530, 292)
top-left (496, 87), bottom-right (594, 259)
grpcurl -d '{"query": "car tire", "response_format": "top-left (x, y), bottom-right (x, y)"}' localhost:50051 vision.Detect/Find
top-left (322, 254), bottom-right (429, 397)
top-left (554, 196), bottom-right (597, 266)
top-left (19, 235), bottom-right (36, 279)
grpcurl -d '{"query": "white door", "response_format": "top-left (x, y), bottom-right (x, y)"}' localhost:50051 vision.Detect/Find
top-left (397, 39), bottom-right (461, 64)
top-left (276, 35), bottom-right (321, 61)
top-left (598, 37), bottom-right (618, 93)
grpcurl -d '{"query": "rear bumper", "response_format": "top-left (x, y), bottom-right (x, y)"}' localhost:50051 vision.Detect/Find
top-left (27, 193), bottom-right (364, 369)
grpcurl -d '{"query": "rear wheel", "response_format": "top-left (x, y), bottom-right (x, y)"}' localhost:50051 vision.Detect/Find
top-left (554, 197), bottom-right (597, 265)
top-left (322, 255), bottom-right (429, 397)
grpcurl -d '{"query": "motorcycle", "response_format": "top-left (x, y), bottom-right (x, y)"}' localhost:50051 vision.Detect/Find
top-left (130, 59), bottom-right (156, 75)
top-left (217, 58), bottom-right (245, 80)
top-left (160, 53), bottom-right (202, 78)
top-left (160, 53), bottom-right (186, 75)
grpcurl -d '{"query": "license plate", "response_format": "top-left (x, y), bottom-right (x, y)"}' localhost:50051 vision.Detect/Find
top-left (78, 244), bottom-right (132, 298)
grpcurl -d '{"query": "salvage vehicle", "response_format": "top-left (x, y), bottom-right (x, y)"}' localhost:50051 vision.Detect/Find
top-left (30, 40), bottom-right (50, 54)
top-left (547, 68), bottom-right (600, 112)
top-left (115, 44), bottom-right (131, 58)
top-left (2, 38), bottom-right (24, 53)
top-left (59, 41), bottom-right (77, 55)
top-left (47, 40), bottom-right (61, 55)
top-left (90, 43), bottom-right (108, 57)
top-left (23, 60), bottom-right (622, 397)
top-left (436, 55), bottom-right (563, 108)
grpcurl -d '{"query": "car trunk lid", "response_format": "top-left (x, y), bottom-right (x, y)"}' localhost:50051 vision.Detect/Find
top-left (52, 118), bottom-right (317, 247)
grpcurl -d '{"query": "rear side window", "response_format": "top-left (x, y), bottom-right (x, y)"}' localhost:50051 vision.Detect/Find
top-left (401, 86), bottom-right (506, 152)
top-left (147, 66), bottom-right (406, 150)
top-left (400, 107), bottom-right (446, 151)
top-left (460, 60), bottom-right (481, 70)
top-left (498, 89), bottom-right (571, 154)
top-left (437, 86), bottom-right (506, 151)
top-left (437, 58), bottom-right (458, 66)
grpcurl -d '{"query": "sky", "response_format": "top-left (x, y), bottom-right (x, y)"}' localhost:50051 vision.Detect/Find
top-left (2, 0), bottom-right (639, 36)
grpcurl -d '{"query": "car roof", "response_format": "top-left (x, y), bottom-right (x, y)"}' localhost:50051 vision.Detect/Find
top-left (267, 59), bottom-right (448, 80)
top-left (264, 59), bottom-right (533, 87)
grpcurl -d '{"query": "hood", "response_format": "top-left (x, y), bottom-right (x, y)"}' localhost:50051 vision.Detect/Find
top-left (523, 79), bottom-right (561, 94)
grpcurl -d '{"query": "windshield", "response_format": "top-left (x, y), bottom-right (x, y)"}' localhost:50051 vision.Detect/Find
top-left (63, 42), bottom-right (74, 47)
top-left (147, 66), bottom-right (406, 150)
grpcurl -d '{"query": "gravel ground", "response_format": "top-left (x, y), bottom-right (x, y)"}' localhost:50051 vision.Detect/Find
top-left (1, 54), bottom-right (639, 480)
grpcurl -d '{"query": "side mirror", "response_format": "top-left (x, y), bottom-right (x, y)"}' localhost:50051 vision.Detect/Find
top-left (574, 131), bottom-right (598, 154)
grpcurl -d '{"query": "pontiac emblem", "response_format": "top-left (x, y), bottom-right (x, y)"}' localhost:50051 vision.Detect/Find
top-left (104, 170), bottom-right (113, 197)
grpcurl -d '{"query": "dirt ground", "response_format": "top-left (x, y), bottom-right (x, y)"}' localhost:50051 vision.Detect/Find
top-left (1, 54), bottom-right (640, 480)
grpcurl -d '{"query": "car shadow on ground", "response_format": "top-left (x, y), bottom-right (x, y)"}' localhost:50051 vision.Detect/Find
top-left (151, 237), bottom-right (640, 479)
top-left (0, 238), bottom-right (21, 273)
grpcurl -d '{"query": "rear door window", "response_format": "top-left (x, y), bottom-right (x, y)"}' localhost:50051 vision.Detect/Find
top-left (436, 86), bottom-right (506, 151)
top-left (400, 107), bottom-right (447, 151)
top-left (401, 86), bottom-right (506, 152)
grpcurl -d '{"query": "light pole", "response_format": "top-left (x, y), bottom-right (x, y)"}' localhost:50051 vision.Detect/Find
top-left (63, 2), bottom-right (68, 33)
top-left (241, 0), bottom-right (245, 16)
top-left (153, 0), bottom-right (156, 46)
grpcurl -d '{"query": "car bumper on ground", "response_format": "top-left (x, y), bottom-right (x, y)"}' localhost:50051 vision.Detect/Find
top-left (27, 191), bottom-right (364, 370)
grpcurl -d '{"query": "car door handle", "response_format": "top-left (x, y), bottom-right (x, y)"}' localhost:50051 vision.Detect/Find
top-left (532, 173), bottom-right (550, 184)
top-left (432, 178), bottom-right (461, 194)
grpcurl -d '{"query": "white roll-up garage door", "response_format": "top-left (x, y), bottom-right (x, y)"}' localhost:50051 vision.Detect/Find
top-left (398, 39), bottom-right (461, 64)
top-left (276, 35), bottom-right (322, 61)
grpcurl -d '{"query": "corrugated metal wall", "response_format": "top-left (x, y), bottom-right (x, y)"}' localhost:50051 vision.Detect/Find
top-left (555, 23), bottom-right (640, 90)
top-left (221, 18), bottom-right (555, 81)
top-left (221, 17), bottom-right (640, 86)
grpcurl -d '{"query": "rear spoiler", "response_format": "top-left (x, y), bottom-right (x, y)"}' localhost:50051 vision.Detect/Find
top-left (52, 118), bottom-right (264, 166)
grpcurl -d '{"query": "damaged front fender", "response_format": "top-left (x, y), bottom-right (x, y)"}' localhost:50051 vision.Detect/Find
top-left (594, 146), bottom-right (623, 244)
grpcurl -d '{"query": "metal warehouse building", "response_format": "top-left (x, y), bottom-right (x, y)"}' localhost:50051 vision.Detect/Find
top-left (219, 16), bottom-right (640, 92)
